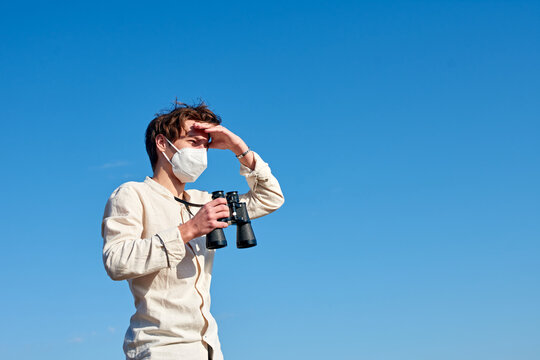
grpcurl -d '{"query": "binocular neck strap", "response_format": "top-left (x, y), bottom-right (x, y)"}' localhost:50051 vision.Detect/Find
top-left (174, 197), bottom-right (204, 207)
top-left (174, 196), bottom-right (205, 218)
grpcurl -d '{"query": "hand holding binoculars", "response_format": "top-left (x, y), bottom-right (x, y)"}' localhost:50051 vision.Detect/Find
top-left (206, 191), bottom-right (257, 250)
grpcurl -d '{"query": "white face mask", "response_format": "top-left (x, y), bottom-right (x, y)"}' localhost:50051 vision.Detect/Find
top-left (162, 138), bottom-right (207, 183)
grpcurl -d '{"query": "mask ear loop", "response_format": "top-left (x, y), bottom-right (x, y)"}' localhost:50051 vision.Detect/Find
top-left (166, 138), bottom-right (181, 152)
top-left (161, 137), bottom-right (179, 164)
top-left (161, 151), bottom-right (173, 164)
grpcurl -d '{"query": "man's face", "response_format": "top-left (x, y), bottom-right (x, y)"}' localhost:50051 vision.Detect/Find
top-left (155, 119), bottom-right (212, 173)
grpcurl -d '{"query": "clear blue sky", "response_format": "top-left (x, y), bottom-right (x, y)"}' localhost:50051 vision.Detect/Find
top-left (1, 1), bottom-right (539, 359)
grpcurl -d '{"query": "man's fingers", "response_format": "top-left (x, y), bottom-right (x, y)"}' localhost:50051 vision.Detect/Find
top-left (192, 122), bottom-right (216, 129)
top-left (216, 201), bottom-right (228, 210)
top-left (219, 222), bottom-right (229, 228)
top-left (212, 204), bottom-right (229, 214)
top-left (213, 209), bottom-right (230, 219)
top-left (212, 221), bottom-right (229, 229)
top-left (203, 201), bottom-right (229, 220)
top-left (201, 126), bottom-right (224, 133)
top-left (209, 198), bottom-right (227, 206)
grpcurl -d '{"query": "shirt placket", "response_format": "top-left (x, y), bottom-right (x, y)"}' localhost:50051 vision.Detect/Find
top-left (180, 204), bottom-right (211, 339)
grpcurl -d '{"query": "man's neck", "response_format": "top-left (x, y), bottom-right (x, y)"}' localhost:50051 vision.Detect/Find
top-left (151, 168), bottom-right (186, 199)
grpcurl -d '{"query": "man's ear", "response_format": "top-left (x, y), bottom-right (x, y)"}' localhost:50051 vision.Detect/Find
top-left (155, 134), bottom-right (168, 152)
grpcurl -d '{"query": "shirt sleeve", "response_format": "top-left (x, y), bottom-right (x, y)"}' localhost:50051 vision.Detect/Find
top-left (238, 151), bottom-right (285, 219)
top-left (101, 185), bottom-right (186, 281)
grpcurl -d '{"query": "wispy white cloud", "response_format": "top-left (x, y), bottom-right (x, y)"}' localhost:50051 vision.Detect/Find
top-left (69, 336), bottom-right (84, 343)
top-left (98, 161), bottom-right (131, 169)
top-left (108, 326), bottom-right (116, 333)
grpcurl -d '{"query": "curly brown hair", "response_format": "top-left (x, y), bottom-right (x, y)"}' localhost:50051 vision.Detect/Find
top-left (145, 100), bottom-right (222, 171)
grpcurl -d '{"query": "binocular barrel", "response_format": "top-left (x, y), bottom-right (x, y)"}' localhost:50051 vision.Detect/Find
top-left (234, 201), bottom-right (257, 249)
top-left (205, 191), bottom-right (228, 249)
top-left (206, 190), bottom-right (257, 250)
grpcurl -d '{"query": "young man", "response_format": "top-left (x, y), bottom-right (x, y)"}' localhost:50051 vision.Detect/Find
top-left (101, 102), bottom-right (284, 360)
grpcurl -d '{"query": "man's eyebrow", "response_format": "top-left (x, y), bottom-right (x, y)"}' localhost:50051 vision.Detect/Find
top-left (188, 135), bottom-right (209, 142)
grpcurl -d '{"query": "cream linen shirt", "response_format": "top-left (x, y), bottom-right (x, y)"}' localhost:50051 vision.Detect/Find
top-left (101, 151), bottom-right (284, 360)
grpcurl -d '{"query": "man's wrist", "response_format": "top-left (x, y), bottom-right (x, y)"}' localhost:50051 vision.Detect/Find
top-left (231, 141), bottom-right (249, 157)
top-left (178, 222), bottom-right (196, 243)
top-left (236, 148), bottom-right (251, 159)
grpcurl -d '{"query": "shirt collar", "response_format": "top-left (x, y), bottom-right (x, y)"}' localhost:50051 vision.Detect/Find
top-left (144, 176), bottom-right (192, 202)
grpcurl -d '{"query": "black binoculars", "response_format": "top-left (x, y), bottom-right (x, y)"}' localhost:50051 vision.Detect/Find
top-left (206, 191), bottom-right (257, 250)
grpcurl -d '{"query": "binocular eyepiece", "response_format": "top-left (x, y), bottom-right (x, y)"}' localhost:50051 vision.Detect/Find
top-left (206, 190), bottom-right (257, 250)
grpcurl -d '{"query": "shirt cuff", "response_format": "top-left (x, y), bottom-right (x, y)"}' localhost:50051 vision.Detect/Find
top-left (156, 226), bottom-right (186, 268)
top-left (239, 151), bottom-right (272, 181)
